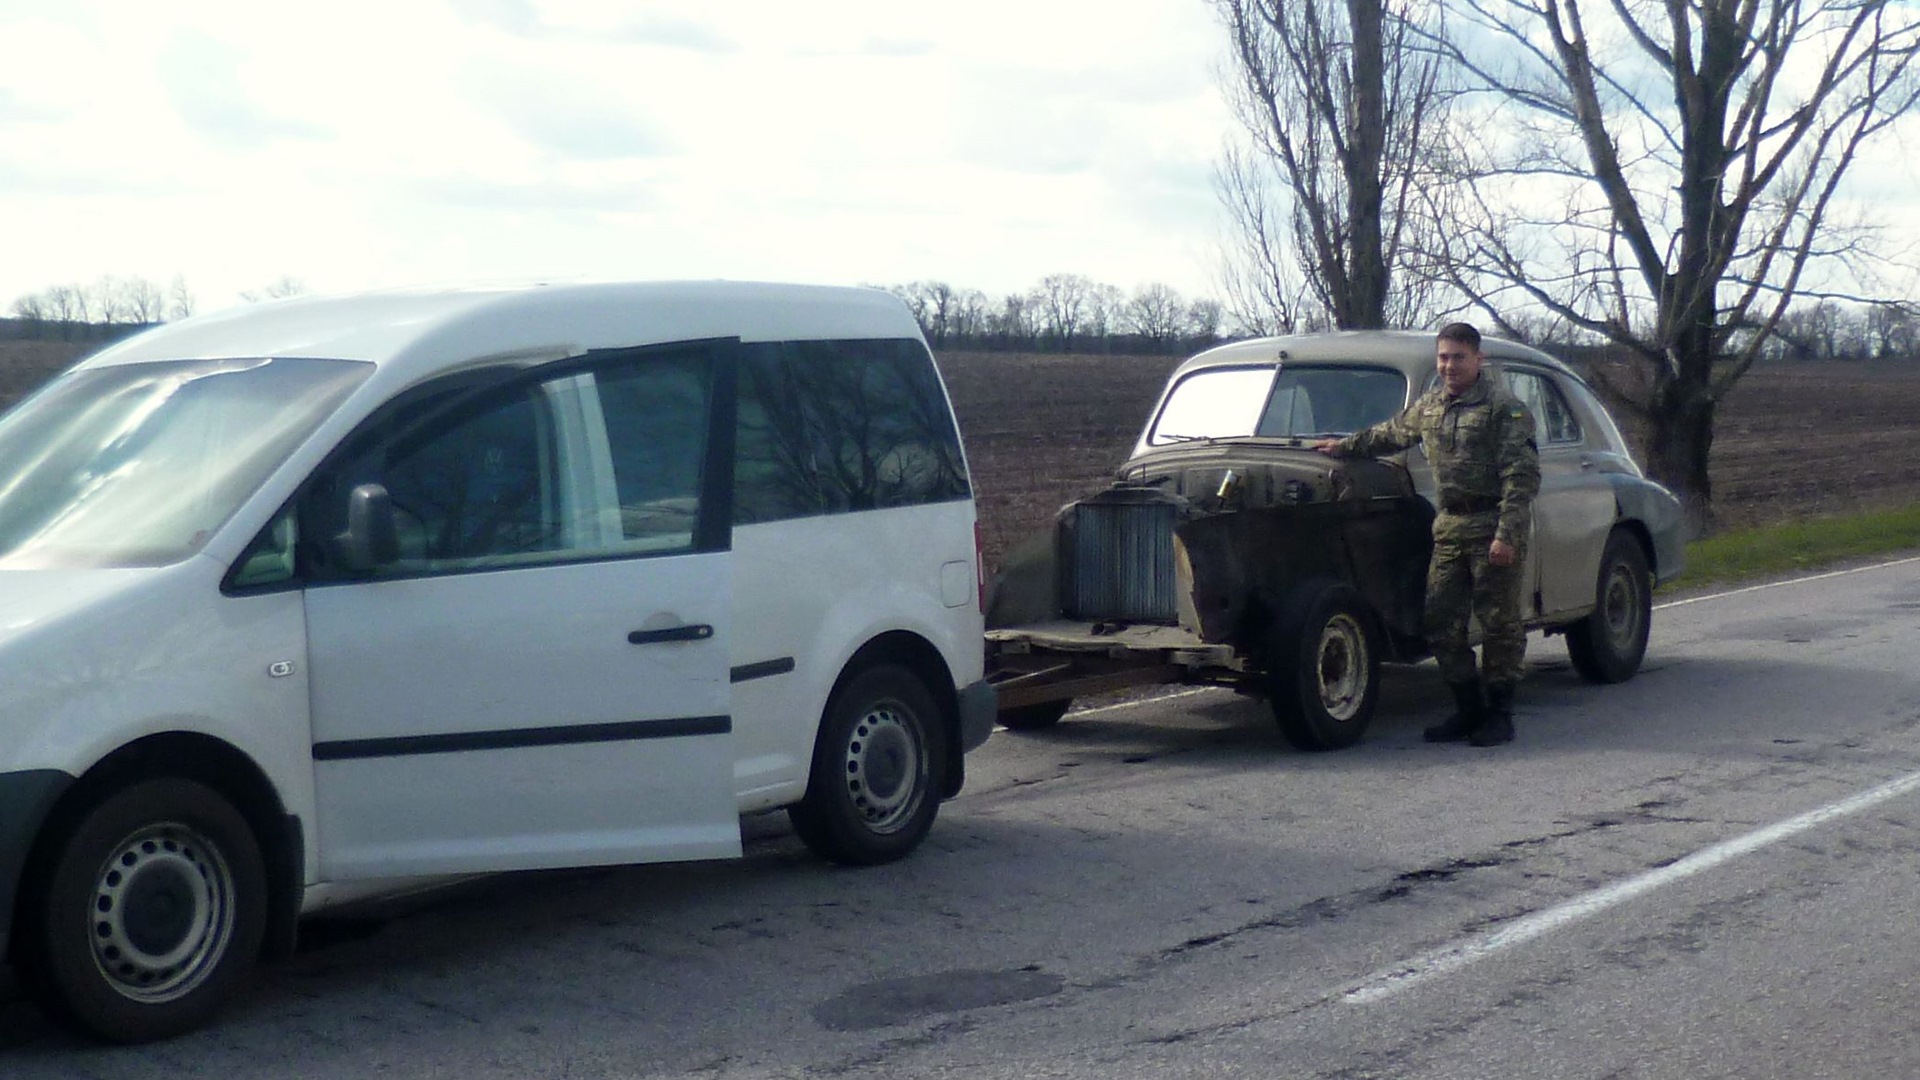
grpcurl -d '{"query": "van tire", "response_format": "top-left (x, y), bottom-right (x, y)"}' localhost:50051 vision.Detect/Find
top-left (1266, 580), bottom-right (1380, 752)
top-left (790, 665), bottom-right (945, 866)
top-left (1565, 529), bottom-right (1652, 684)
top-left (16, 778), bottom-right (267, 1043)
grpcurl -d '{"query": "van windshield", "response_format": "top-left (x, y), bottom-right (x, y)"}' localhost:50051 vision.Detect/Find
top-left (0, 357), bottom-right (373, 569)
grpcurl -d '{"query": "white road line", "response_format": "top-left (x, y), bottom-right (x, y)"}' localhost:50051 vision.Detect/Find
top-left (1656, 553), bottom-right (1920, 610)
top-left (1344, 767), bottom-right (1920, 1005)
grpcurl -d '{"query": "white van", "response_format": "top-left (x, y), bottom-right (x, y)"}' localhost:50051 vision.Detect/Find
top-left (0, 281), bottom-right (995, 1041)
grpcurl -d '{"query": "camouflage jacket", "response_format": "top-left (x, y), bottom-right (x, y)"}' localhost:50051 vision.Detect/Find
top-left (1333, 374), bottom-right (1541, 545)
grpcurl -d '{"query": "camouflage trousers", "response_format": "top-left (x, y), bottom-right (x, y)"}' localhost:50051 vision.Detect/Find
top-left (1425, 531), bottom-right (1527, 685)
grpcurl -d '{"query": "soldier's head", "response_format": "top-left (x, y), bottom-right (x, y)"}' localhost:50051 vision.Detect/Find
top-left (1435, 323), bottom-right (1485, 397)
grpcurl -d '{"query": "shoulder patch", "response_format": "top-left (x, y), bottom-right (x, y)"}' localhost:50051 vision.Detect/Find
top-left (1509, 407), bottom-right (1526, 419)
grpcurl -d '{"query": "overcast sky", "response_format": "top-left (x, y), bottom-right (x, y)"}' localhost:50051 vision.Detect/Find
top-left (4, 2), bottom-right (1915, 322)
top-left (0, 0), bottom-right (1237, 314)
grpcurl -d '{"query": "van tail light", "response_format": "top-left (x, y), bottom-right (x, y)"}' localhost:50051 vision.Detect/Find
top-left (975, 520), bottom-right (987, 614)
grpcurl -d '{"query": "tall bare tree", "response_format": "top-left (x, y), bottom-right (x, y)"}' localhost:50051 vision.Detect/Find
top-left (1424, 0), bottom-right (1920, 530)
top-left (1212, 0), bottom-right (1449, 331)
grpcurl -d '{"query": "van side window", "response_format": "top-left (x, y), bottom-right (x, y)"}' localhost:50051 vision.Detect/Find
top-left (734, 338), bottom-right (969, 525)
top-left (593, 351), bottom-right (714, 553)
top-left (380, 388), bottom-right (563, 565)
top-left (304, 377), bottom-right (587, 578)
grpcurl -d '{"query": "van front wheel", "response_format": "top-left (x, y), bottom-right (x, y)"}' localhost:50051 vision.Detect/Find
top-left (790, 665), bottom-right (945, 866)
top-left (18, 778), bottom-right (267, 1043)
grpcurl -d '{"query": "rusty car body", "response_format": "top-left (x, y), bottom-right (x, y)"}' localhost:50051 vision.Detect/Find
top-left (985, 331), bottom-right (1687, 750)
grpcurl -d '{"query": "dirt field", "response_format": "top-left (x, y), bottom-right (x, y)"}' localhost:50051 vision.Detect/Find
top-left (6, 341), bottom-right (1918, 576)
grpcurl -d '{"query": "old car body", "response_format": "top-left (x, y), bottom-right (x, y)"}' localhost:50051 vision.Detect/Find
top-left (986, 330), bottom-right (1685, 750)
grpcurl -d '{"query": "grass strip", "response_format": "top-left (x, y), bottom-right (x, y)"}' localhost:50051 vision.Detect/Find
top-left (1672, 503), bottom-right (1920, 588)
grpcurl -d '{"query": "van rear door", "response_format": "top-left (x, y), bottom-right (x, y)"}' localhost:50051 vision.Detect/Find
top-left (304, 344), bottom-right (740, 879)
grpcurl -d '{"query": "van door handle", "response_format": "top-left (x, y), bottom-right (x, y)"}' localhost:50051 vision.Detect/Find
top-left (628, 624), bottom-right (714, 645)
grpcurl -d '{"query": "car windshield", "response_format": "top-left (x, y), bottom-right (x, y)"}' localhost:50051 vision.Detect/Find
top-left (1148, 364), bottom-right (1408, 445)
top-left (0, 357), bottom-right (373, 569)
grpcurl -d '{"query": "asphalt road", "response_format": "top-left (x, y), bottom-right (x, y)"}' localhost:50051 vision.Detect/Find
top-left (6, 555), bottom-right (1920, 1078)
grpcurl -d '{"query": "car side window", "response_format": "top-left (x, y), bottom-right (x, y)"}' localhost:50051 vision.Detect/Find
top-left (1505, 368), bottom-right (1582, 445)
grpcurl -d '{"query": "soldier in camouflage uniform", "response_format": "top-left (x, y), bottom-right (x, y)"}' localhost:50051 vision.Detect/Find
top-left (1314, 323), bottom-right (1541, 745)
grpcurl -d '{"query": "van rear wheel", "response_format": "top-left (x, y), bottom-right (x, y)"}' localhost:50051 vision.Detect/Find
top-left (17, 778), bottom-right (267, 1043)
top-left (790, 665), bottom-right (945, 866)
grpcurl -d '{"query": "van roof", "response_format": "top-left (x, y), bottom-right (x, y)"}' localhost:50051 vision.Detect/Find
top-left (82, 280), bottom-right (924, 376)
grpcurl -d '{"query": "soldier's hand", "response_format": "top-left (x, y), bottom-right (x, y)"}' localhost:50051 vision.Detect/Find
top-left (1311, 438), bottom-right (1342, 456)
top-left (1489, 538), bottom-right (1516, 566)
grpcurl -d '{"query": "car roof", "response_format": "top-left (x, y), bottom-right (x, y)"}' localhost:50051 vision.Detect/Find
top-left (78, 280), bottom-right (924, 384)
top-left (1173, 330), bottom-right (1582, 382)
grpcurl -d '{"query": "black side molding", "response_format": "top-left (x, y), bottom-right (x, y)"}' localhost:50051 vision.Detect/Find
top-left (729, 657), bottom-right (796, 684)
top-left (314, 715), bottom-right (732, 761)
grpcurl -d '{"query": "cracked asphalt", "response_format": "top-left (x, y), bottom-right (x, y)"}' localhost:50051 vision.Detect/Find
top-left (6, 556), bottom-right (1920, 1078)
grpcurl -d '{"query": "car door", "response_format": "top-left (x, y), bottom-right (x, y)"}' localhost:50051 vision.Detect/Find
top-left (304, 344), bottom-right (741, 880)
top-left (1504, 365), bottom-right (1616, 620)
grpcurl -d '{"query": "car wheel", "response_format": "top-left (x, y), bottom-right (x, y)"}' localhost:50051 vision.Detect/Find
top-left (17, 777), bottom-right (267, 1043)
top-left (789, 664), bottom-right (946, 866)
top-left (1267, 580), bottom-right (1380, 751)
top-left (1565, 529), bottom-right (1652, 684)
top-left (998, 699), bottom-right (1072, 731)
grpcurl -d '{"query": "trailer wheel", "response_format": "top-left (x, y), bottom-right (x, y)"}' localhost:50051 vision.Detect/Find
top-left (998, 699), bottom-right (1071, 731)
top-left (1266, 580), bottom-right (1380, 752)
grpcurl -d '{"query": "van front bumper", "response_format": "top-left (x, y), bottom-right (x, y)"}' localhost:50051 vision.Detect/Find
top-left (957, 678), bottom-right (998, 752)
top-left (0, 770), bottom-right (73, 962)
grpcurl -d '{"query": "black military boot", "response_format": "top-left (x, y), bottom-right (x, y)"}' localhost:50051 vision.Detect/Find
top-left (1471, 682), bottom-right (1516, 746)
top-left (1424, 680), bottom-right (1485, 742)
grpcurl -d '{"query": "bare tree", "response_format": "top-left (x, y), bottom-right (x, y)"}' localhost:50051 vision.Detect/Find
top-left (1212, 0), bottom-right (1450, 331)
top-left (241, 276), bottom-right (310, 303)
top-left (167, 274), bottom-right (196, 321)
top-left (1424, 0), bottom-right (1920, 530)
top-left (1033, 273), bottom-right (1095, 352)
top-left (1186, 297), bottom-right (1226, 345)
top-left (1126, 283), bottom-right (1191, 352)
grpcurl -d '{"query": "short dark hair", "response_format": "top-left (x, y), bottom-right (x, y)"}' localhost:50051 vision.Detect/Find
top-left (1437, 322), bottom-right (1482, 351)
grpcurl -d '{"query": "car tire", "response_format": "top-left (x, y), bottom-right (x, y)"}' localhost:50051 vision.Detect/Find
top-left (998, 699), bottom-right (1072, 731)
top-left (789, 664), bottom-right (946, 866)
top-left (1565, 528), bottom-right (1652, 684)
top-left (1266, 580), bottom-right (1380, 752)
top-left (16, 777), bottom-right (267, 1043)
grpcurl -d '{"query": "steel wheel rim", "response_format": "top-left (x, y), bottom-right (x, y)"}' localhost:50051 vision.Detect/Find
top-left (87, 821), bottom-right (237, 1004)
top-left (1601, 561), bottom-right (1645, 650)
top-left (842, 700), bottom-right (925, 834)
top-left (1316, 613), bottom-right (1369, 722)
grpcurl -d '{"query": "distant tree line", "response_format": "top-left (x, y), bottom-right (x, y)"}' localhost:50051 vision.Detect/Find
top-left (3, 274), bottom-right (308, 343)
top-left (880, 274), bottom-right (1228, 355)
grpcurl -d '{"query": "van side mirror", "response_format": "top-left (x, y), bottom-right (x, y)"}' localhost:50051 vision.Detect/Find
top-left (334, 483), bottom-right (400, 571)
